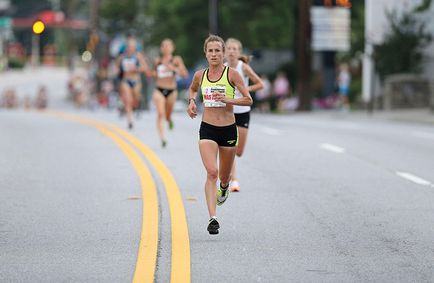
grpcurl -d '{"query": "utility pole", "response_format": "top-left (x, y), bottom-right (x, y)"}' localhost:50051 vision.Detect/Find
top-left (49, 0), bottom-right (61, 65)
top-left (31, 20), bottom-right (45, 66)
top-left (136, 0), bottom-right (149, 110)
top-left (296, 0), bottom-right (312, 111)
top-left (66, 0), bottom-right (77, 70)
top-left (209, 0), bottom-right (218, 34)
top-left (90, 0), bottom-right (99, 31)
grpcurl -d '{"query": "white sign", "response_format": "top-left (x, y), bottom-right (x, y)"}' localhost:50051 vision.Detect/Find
top-left (311, 7), bottom-right (351, 51)
top-left (0, 0), bottom-right (10, 11)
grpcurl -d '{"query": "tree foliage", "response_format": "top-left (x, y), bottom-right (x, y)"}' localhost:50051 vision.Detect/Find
top-left (100, 0), bottom-right (138, 33)
top-left (339, 0), bottom-right (364, 62)
top-left (143, 0), bottom-right (295, 66)
top-left (373, 9), bottom-right (432, 80)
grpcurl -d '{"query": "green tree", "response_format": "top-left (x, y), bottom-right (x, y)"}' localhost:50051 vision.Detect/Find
top-left (338, 0), bottom-right (364, 62)
top-left (100, 0), bottom-right (138, 33)
top-left (373, 5), bottom-right (432, 80)
top-left (145, 0), bottom-right (209, 66)
top-left (144, 0), bottom-right (295, 66)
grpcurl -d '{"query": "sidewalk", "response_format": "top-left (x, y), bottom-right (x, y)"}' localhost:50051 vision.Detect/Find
top-left (305, 108), bottom-right (434, 126)
top-left (361, 108), bottom-right (434, 125)
top-left (0, 66), bottom-right (70, 109)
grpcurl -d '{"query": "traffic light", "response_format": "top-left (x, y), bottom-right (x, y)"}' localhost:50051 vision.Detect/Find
top-left (313, 0), bottom-right (351, 8)
top-left (32, 20), bottom-right (45, 35)
top-left (324, 0), bottom-right (332, 7)
top-left (336, 0), bottom-right (351, 8)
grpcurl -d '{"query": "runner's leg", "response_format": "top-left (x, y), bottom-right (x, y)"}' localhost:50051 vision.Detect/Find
top-left (153, 90), bottom-right (167, 146)
top-left (199, 140), bottom-right (219, 218)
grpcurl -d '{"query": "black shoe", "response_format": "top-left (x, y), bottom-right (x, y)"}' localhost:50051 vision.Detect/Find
top-left (207, 217), bottom-right (220, 235)
top-left (162, 140), bottom-right (167, 148)
top-left (128, 122), bottom-right (133, 130)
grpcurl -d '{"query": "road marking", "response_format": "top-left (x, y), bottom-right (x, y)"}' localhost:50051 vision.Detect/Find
top-left (259, 126), bottom-right (282, 136)
top-left (50, 113), bottom-right (159, 283)
top-left (320, 143), bottom-right (346, 153)
top-left (412, 131), bottom-right (434, 140)
top-left (336, 123), bottom-right (361, 130)
top-left (109, 126), bottom-right (191, 283)
top-left (396, 171), bottom-right (433, 187)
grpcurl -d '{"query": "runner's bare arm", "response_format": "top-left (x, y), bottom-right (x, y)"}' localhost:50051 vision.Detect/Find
top-left (187, 70), bottom-right (204, 118)
top-left (221, 68), bottom-right (252, 106)
top-left (174, 56), bottom-right (189, 79)
top-left (243, 63), bottom-right (264, 92)
top-left (138, 53), bottom-right (151, 76)
top-left (114, 56), bottom-right (122, 75)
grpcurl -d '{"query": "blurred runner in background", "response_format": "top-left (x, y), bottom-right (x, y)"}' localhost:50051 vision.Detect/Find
top-left (115, 38), bottom-right (150, 129)
top-left (151, 39), bottom-right (188, 147)
top-left (225, 38), bottom-right (263, 192)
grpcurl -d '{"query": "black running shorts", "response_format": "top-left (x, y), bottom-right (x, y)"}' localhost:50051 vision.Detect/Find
top-left (234, 111), bottom-right (250, 128)
top-left (199, 121), bottom-right (238, 147)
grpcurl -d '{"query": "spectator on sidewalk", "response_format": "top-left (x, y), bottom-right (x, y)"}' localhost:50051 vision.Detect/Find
top-left (35, 85), bottom-right (48, 110)
top-left (337, 63), bottom-right (351, 111)
top-left (272, 72), bottom-right (291, 112)
top-left (254, 74), bottom-right (271, 112)
top-left (1, 88), bottom-right (18, 109)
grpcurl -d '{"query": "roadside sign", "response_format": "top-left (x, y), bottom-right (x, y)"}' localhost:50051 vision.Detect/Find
top-left (311, 7), bottom-right (351, 51)
top-left (0, 0), bottom-right (10, 11)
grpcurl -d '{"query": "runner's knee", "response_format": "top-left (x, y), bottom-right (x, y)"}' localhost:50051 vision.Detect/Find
top-left (206, 168), bottom-right (218, 182)
top-left (157, 111), bottom-right (165, 120)
top-left (219, 174), bottom-right (231, 185)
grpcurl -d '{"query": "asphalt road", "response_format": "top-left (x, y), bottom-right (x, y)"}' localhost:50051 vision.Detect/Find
top-left (1, 107), bottom-right (434, 282)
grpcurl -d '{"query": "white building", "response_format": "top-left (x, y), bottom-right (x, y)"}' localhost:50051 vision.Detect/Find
top-left (363, 0), bottom-right (434, 103)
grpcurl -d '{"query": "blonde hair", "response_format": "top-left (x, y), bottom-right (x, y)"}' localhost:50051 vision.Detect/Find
top-left (226, 37), bottom-right (251, 64)
top-left (225, 38), bottom-right (242, 52)
top-left (203, 34), bottom-right (225, 53)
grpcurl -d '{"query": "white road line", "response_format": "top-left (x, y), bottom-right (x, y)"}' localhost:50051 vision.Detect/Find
top-left (411, 131), bottom-right (434, 140)
top-left (320, 143), bottom-right (346, 153)
top-left (396, 171), bottom-right (433, 187)
top-left (260, 127), bottom-right (282, 136)
top-left (336, 123), bottom-right (362, 130)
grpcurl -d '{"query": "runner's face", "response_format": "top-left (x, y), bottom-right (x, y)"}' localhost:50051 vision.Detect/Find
top-left (127, 42), bottom-right (136, 54)
top-left (225, 42), bottom-right (240, 62)
top-left (205, 41), bottom-right (224, 66)
top-left (161, 40), bottom-right (174, 55)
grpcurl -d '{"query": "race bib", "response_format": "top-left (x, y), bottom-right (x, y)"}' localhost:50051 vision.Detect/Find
top-left (202, 86), bottom-right (226, 107)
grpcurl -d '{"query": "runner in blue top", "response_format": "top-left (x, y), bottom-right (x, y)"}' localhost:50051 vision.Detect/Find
top-left (115, 38), bottom-right (150, 129)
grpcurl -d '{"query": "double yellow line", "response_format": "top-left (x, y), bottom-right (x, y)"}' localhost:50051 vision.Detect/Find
top-left (49, 112), bottom-right (190, 283)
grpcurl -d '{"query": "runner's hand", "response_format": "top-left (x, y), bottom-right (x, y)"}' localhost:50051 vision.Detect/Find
top-left (187, 101), bottom-right (197, 118)
top-left (213, 92), bottom-right (227, 103)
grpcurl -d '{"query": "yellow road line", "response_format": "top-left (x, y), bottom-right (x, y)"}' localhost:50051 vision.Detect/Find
top-left (108, 126), bottom-right (191, 283)
top-left (51, 113), bottom-right (159, 283)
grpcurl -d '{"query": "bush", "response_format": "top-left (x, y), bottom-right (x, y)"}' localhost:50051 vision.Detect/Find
top-left (8, 57), bottom-right (26, 69)
top-left (373, 9), bottom-right (432, 81)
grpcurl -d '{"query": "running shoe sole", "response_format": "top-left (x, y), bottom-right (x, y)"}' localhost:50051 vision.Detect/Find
top-left (207, 219), bottom-right (220, 235)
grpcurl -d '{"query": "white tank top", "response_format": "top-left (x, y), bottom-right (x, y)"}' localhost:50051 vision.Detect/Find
top-left (156, 58), bottom-right (176, 79)
top-left (232, 60), bottom-right (251, 114)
